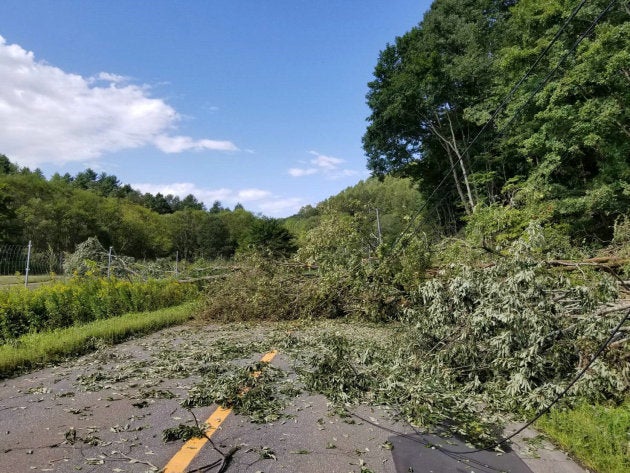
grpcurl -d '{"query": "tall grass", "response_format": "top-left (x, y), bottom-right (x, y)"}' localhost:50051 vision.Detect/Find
top-left (0, 301), bottom-right (196, 379)
top-left (536, 400), bottom-right (630, 473)
top-left (0, 277), bottom-right (197, 341)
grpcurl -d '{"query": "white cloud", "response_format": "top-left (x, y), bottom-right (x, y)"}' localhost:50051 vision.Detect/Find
top-left (308, 150), bottom-right (343, 169)
top-left (90, 72), bottom-right (129, 84)
top-left (257, 197), bottom-right (304, 215)
top-left (154, 135), bottom-right (238, 153)
top-left (288, 150), bottom-right (359, 179)
top-left (236, 189), bottom-right (272, 201)
top-left (132, 182), bottom-right (232, 203)
top-left (288, 167), bottom-right (318, 177)
top-left (0, 35), bottom-right (237, 166)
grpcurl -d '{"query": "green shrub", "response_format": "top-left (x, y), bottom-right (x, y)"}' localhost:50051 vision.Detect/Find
top-left (200, 254), bottom-right (342, 322)
top-left (0, 277), bottom-right (197, 341)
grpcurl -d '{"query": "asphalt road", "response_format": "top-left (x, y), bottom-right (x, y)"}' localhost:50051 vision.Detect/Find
top-left (0, 321), bottom-right (587, 473)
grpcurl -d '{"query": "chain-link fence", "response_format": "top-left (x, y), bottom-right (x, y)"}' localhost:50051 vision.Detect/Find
top-left (0, 242), bottom-right (64, 286)
top-left (1, 239), bottom-right (232, 287)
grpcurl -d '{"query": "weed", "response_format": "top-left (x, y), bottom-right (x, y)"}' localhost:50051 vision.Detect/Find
top-left (0, 302), bottom-right (196, 379)
top-left (536, 399), bottom-right (630, 473)
top-left (0, 276), bottom-right (198, 342)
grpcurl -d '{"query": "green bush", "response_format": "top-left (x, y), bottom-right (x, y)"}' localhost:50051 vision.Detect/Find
top-left (0, 277), bottom-right (197, 341)
top-left (401, 228), bottom-right (625, 412)
top-left (200, 254), bottom-right (342, 322)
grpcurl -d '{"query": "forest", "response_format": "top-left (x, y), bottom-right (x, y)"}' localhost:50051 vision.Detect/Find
top-left (2, 0), bottom-right (629, 267)
top-left (362, 0), bottom-right (629, 248)
top-left (0, 153), bottom-right (295, 263)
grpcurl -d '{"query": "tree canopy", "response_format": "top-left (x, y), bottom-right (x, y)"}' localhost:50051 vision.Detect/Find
top-left (363, 0), bottom-right (630, 243)
top-left (0, 156), bottom-right (273, 260)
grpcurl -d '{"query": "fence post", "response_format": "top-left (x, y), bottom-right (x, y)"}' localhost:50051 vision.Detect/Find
top-left (175, 251), bottom-right (179, 277)
top-left (24, 240), bottom-right (32, 287)
top-left (107, 246), bottom-right (113, 278)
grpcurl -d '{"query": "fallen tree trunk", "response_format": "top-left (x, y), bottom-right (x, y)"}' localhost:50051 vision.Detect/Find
top-left (546, 257), bottom-right (630, 269)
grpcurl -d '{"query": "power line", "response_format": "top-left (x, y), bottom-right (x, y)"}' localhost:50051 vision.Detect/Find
top-left (350, 274), bottom-right (630, 457)
top-left (498, 0), bottom-right (619, 135)
top-left (440, 305), bottom-right (630, 454)
top-left (356, 0), bottom-right (626, 459)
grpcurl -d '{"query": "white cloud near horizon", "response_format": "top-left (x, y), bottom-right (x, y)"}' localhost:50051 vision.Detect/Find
top-left (288, 150), bottom-right (359, 180)
top-left (132, 182), bottom-right (301, 217)
top-left (288, 167), bottom-right (318, 177)
top-left (154, 135), bottom-right (238, 153)
top-left (132, 182), bottom-right (233, 204)
top-left (0, 35), bottom-right (237, 166)
top-left (257, 197), bottom-right (304, 215)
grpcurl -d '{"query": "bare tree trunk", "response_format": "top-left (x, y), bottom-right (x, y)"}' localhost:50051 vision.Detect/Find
top-left (445, 146), bottom-right (471, 215)
top-left (446, 113), bottom-right (475, 212)
top-left (430, 121), bottom-right (471, 215)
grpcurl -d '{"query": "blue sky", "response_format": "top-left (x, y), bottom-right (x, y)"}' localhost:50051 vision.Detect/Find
top-left (0, 1), bottom-right (431, 216)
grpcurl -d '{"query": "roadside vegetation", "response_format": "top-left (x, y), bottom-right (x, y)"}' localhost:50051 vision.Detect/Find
top-left (0, 301), bottom-right (196, 378)
top-left (0, 275), bottom-right (197, 342)
top-left (0, 241), bottom-right (201, 377)
top-left (536, 400), bottom-right (630, 473)
top-left (196, 1), bottom-right (630, 468)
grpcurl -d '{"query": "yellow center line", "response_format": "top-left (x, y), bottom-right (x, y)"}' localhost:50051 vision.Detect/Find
top-left (163, 349), bottom-right (278, 473)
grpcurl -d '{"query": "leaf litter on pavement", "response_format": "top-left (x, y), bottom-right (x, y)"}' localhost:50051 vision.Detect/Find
top-left (9, 317), bottom-right (545, 472)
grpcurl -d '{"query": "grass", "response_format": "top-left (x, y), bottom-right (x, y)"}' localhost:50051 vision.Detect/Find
top-left (0, 301), bottom-right (197, 379)
top-left (0, 274), bottom-right (60, 287)
top-left (536, 399), bottom-right (630, 473)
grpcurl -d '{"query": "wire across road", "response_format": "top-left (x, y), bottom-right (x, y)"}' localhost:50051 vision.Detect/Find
top-left (0, 321), bottom-right (591, 473)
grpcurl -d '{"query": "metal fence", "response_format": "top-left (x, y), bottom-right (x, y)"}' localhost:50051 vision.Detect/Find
top-left (0, 242), bottom-right (63, 286)
top-left (1, 241), bottom-right (226, 286)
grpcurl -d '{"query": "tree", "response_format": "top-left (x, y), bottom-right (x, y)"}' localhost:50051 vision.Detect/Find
top-left (72, 168), bottom-right (98, 190)
top-left (98, 198), bottom-right (171, 258)
top-left (0, 183), bottom-right (19, 244)
top-left (209, 200), bottom-right (225, 214)
top-left (363, 0), bottom-right (630, 244)
top-left (18, 189), bottom-right (100, 253)
top-left (219, 206), bottom-right (257, 249)
top-left (283, 205), bottom-right (321, 243)
top-left (363, 0), bottom-right (510, 226)
top-left (242, 218), bottom-right (297, 257)
top-left (167, 209), bottom-right (235, 260)
top-left (179, 194), bottom-right (205, 211)
top-left (490, 0), bottom-right (630, 241)
top-left (0, 154), bottom-right (19, 175)
top-left (198, 213), bottom-right (234, 259)
top-left (144, 192), bottom-right (173, 214)
top-left (94, 172), bottom-right (121, 196)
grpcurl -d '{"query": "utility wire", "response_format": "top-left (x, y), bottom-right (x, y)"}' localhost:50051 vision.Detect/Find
top-left (498, 0), bottom-right (619, 134)
top-left (447, 267), bottom-right (629, 455)
top-left (389, 0), bottom-right (614, 255)
top-left (352, 0), bottom-right (626, 460)
top-left (440, 305), bottom-right (630, 454)
top-left (349, 307), bottom-right (629, 457)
